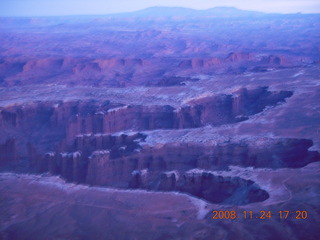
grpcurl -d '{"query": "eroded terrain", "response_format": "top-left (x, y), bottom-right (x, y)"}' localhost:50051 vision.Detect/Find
top-left (0, 7), bottom-right (320, 240)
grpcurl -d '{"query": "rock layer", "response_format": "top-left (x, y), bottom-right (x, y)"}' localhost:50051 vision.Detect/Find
top-left (0, 87), bottom-right (293, 168)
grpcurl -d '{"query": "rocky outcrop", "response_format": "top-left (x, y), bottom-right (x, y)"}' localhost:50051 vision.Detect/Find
top-left (39, 133), bottom-right (277, 204)
top-left (0, 87), bottom-right (313, 203)
top-left (33, 133), bottom-right (318, 188)
top-left (0, 87), bottom-right (292, 165)
top-left (0, 87), bottom-right (294, 170)
top-left (67, 105), bottom-right (176, 136)
top-left (154, 170), bottom-right (269, 204)
top-left (67, 87), bottom-right (292, 134)
top-left (177, 53), bottom-right (293, 70)
top-left (82, 138), bottom-right (319, 187)
top-left (64, 136), bottom-right (316, 204)
top-left (0, 53), bottom-right (314, 87)
top-left (178, 87), bottom-right (292, 127)
top-left (36, 133), bottom-right (145, 183)
top-left (22, 58), bottom-right (64, 72)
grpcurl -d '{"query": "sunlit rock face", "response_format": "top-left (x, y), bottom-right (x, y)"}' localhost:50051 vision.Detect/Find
top-left (0, 7), bottom-right (320, 240)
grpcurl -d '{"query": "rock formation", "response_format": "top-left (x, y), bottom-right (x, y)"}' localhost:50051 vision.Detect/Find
top-left (0, 7), bottom-right (319, 239)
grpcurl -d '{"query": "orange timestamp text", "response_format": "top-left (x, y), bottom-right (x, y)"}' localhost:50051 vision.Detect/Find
top-left (212, 210), bottom-right (308, 220)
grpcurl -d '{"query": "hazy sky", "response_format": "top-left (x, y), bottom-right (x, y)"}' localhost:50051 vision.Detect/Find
top-left (1, 0), bottom-right (320, 16)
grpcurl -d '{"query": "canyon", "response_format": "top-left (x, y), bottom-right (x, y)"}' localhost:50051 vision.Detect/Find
top-left (0, 6), bottom-right (320, 240)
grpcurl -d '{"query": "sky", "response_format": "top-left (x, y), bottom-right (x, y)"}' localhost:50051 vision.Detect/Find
top-left (0, 0), bottom-right (320, 16)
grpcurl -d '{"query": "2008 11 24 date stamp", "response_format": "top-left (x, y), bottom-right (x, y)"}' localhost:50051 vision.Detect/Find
top-left (212, 210), bottom-right (308, 220)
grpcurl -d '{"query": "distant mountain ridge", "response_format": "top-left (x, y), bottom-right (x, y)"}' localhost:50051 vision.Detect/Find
top-left (112, 6), bottom-right (266, 18)
top-left (0, 6), bottom-right (318, 20)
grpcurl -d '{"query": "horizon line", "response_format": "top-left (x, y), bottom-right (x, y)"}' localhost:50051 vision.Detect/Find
top-left (0, 5), bottom-right (319, 18)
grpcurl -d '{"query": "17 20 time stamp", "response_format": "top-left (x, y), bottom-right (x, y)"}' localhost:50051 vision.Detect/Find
top-left (212, 210), bottom-right (308, 220)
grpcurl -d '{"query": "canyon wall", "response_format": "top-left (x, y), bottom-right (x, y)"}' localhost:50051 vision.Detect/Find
top-left (32, 134), bottom-right (318, 204)
top-left (0, 53), bottom-right (315, 87)
top-left (0, 87), bottom-right (292, 168)
top-left (0, 86), bottom-right (318, 204)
